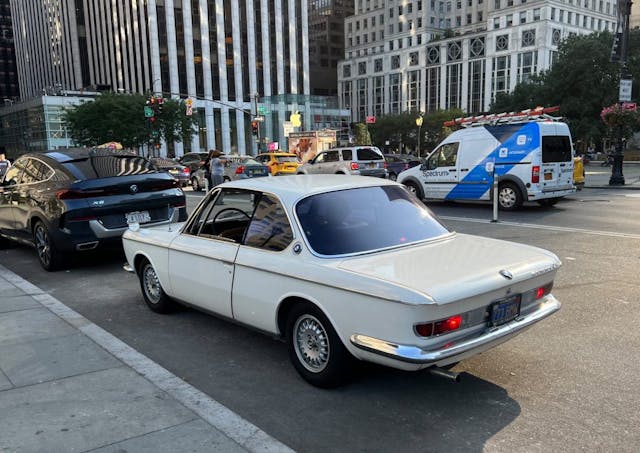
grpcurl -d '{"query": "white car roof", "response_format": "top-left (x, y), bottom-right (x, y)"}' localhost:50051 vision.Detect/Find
top-left (221, 174), bottom-right (398, 204)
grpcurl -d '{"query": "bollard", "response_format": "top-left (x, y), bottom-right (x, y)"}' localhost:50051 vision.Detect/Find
top-left (491, 172), bottom-right (499, 223)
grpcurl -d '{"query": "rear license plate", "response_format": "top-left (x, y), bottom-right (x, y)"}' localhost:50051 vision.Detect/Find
top-left (126, 211), bottom-right (151, 224)
top-left (489, 294), bottom-right (521, 327)
top-left (168, 169), bottom-right (179, 174)
top-left (367, 162), bottom-right (376, 168)
top-left (544, 172), bottom-right (553, 180)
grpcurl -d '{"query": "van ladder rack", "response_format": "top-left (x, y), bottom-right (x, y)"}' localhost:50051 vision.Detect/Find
top-left (444, 106), bottom-right (562, 128)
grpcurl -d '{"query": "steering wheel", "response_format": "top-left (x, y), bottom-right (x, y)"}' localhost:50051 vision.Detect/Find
top-left (213, 207), bottom-right (251, 223)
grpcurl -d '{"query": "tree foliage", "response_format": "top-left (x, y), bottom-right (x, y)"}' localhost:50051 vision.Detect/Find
top-left (353, 123), bottom-right (372, 145)
top-left (489, 30), bottom-right (640, 149)
top-left (63, 92), bottom-right (198, 150)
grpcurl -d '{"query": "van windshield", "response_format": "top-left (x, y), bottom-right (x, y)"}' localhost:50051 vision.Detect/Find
top-left (542, 136), bottom-right (572, 162)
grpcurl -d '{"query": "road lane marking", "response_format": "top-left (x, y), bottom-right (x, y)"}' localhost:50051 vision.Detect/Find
top-left (0, 265), bottom-right (294, 453)
top-left (440, 216), bottom-right (640, 240)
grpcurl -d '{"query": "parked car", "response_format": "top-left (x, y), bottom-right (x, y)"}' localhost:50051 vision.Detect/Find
top-left (254, 152), bottom-right (300, 175)
top-left (123, 175), bottom-right (562, 388)
top-left (0, 148), bottom-right (186, 271)
top-left (384, 153), bottom-right (421, 181)
top-left (178, 152), bottom-right (209, 173)
top-left (296, 146), bottom-right (387, 178)
top-left (149, 157), bottom-right (190, 187)
top-left (190, 154), bottom-right (270, 191)
top-left (573, 156), bottom-right (585, 190)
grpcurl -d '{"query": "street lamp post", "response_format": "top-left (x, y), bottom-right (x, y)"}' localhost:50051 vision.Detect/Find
top-left (609, 0), bottom-right (633, 186)
top-left (415, 115), bottom-right (424, 157)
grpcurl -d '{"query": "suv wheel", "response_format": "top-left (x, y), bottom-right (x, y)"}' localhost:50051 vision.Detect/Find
top-left (33, 221), bottom-right (67, 271)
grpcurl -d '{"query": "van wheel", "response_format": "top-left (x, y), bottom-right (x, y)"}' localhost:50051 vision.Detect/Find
top-left (191, 177), bottom-right (201, 191)
top-left (404, 181), bottom-right (424, 200)
top-left (498, 182), bottom-right (522, 210)
top-left (286, 302), bottom-right (354, 388)
top-left (538, 197), bottom-right (560, 207)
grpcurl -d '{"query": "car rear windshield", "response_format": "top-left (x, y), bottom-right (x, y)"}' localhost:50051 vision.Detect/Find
top-left (542, 136), bottom-right (572, 163)
top-left (275, 155), bottom-right (299, 163)
top-left (63, 154), bottom-right (157, 179)
top-left (356, 148), bottom-right (384, 161)
top-left (296, 186), bottom-right (450, 256)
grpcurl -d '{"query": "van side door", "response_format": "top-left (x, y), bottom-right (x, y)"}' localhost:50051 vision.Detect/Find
top-left (422, 142), bottom-right (460, 199)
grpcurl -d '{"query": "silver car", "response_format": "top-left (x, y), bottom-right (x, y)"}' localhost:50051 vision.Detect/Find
top-left (297, 146), bottom-right (388, 178)
top-left (190, 155), bottom-right (270, 191)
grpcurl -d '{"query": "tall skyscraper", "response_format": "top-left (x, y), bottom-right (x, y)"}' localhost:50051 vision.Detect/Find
top-left (0, 0), bottom-right (18, 102)
top-left (8, 0), bottom-right (312, 155)
top-left (339, 0), bottom-right (618, 121)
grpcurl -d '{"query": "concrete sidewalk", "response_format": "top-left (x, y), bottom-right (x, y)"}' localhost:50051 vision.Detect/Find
top-left (584, 161), bottom-right (640, 189)
top-left (0, 265), bottom-right (293, 453)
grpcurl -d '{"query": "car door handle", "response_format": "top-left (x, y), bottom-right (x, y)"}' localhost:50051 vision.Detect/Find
top-left (448, 168), bottom-right (457, 171)
top-left (460, 168), bottom-right (469, 172)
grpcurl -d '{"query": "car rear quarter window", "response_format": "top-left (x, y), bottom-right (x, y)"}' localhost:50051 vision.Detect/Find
top-left (63, 154), bottom-right (157, 179)
top-left (341, 149), bottom-right (353, 160)
top-left (542, 136), bottom-right (572, 163)
top-left (296, 186), bottom-right (450, 256)
top-left (356, 148), bottom-right (383, 161)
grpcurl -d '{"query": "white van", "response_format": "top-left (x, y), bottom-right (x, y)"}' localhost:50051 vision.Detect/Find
top-left (397, 120), bottom-right (576, 210)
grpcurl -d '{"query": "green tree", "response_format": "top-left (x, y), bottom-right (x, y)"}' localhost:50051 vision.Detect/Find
top-left (63, 92), bottom-right (198, 150)
top-left (353, 123), bottom-right (372, 145)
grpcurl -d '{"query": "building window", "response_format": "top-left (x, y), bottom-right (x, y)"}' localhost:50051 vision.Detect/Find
top-left (506, 14), bottom-right (513, 26)
top-left (358, 62), bottom-right (367, 75)
top-left (391, 55), bottom-right (401, 69)
top-left (427, 46), bottom-right (440, 64)
top-left (492, 55), bottom-right (511, 95)
top-left (427, 67), bottom-right (440, 113)
top-left (357, 79), bottom-right (368, 122)
top-left (389, 73), bottom-right (401, 114)
top-left (343, 65), bottom-right (352, 78)
top-left (494, 18), bottom-right (500, 28)
top-left (470, 37), bottom-right (485, 57)
top-left (533, 8), bottom-right (541, 21)
top-left (407, 70), bottom-right (421, 111)
top-left (520, 11), bottom-right (527, 24)
top-left (409, 52), bottom-right (419, 65)
top-left (448, 41), bottom-right (462, 61)
top-left (341, 81), bottom-right (352, 109)
top-left (518, 50), bottom-right (538, 82)
top-left (496, 34), bottom-right (509, 51)
top-left (446, 63), bottom-right (462, 109)
top-left (522, 29), bottom-right (536, 47)
top-left (374, 76), bottom-right (385, 116)
top-left (551, 28), bottom-right (561, 45)
top-left (495, 0), bottom-right (500, 7)
top-left (468, 60), bottom-right (485, 113)
top-left (374, 58), bottom-right (383, 72)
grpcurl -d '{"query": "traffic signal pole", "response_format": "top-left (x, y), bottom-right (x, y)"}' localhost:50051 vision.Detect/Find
top-left (253, 93), bottom-right (261, 152)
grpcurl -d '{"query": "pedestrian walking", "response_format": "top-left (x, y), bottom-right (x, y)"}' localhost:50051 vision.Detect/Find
top-left (208, 150), bottom-right (226, 188)
top-left (0, 153), bottom-right (11, 179)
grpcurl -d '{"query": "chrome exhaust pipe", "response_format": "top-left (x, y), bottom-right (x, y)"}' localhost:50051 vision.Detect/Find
top-left (76, 241), bottom-right (99, 251)
top-left (428, 366), bottom-right (461, 383)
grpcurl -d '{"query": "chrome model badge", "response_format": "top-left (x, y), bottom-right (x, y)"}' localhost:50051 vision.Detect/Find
top-left (130, 184), bottom-right (139, 194)
top-left (499, 269), bottom-right (514, 280)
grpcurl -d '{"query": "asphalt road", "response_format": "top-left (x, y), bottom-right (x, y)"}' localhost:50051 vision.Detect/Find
top-left (1, 187), bottom-right (639, 452)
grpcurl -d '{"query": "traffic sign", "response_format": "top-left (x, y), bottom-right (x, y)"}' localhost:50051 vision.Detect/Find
top-left (144, 106), bottom-right (154, 118)
top-left (258, 106), bottom-right (267, 114)
top-left (253, 115), bottom-right (265, 122)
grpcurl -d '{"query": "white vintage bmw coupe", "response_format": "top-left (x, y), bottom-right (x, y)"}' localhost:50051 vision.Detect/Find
top-left (123, 175), bottom-right (561, 387)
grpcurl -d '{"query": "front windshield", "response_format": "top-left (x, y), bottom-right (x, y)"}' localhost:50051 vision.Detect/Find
top-left (296, 186), bottom-right (450, 256)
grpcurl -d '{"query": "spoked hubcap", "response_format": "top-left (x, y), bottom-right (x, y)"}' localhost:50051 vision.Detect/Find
top-left (294, 315), bottom-right (330, 373)
top-left (142, 264), bottom-right (162, 304)
top-left (34, 225), bottom-right (51, 266)
top-left (499, 188), bottom-right (516, 208)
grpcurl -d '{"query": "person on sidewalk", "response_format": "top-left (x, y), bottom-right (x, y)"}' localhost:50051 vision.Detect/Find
top-left (209, 149), bottom-right (226, 188)
top-left (0, 153), bottom-right (11, 179)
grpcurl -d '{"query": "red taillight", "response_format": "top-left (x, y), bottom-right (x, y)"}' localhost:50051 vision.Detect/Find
top-left (532, 165), bottom-right (540, 183)
top-left (415, 314), bottom-right (463, 337)
top-left (350, 162), bottom-right (359, 170)
top-left (536, 282), bottom-right (553, 299)
top-left (56, 189), bottom-right (112, 200)
top-left (384, 162), bottom-right (388, 169)
top-left (182, 167), bottom-right (190, 174)
top-left (235, 165), bottom-right (245, 174)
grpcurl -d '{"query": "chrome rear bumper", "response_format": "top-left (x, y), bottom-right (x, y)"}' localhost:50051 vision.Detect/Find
top-left (350, 296), bottom-right (561, 365)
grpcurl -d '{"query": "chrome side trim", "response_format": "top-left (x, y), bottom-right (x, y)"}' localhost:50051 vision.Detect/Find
top-left (89, 207), bottom-right (180, 238)
top-left (350, 296), bottom-right (561, 364)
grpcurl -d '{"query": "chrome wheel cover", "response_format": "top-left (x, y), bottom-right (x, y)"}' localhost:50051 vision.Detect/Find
top-left (142, 264), bottom-right (162, 304)
top-left (34, 225), bottom-right (51, 267)
top-left (405, 183), bottom-right (417, 195)
top-left (294, 314), bottom-right (330, 373)
top-left (499, 187), bottom-right (517, 208)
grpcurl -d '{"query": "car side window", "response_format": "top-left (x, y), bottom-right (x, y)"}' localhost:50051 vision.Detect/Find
top-left (20, 159), bottom-right (45, 184)
top-left (326, 151), bottom-right (340, 162)
top-left (341, 149), bottom-right (353, 160)
top-left (244, 194), bottom-right (293, 251)
top-left (186, 189), bottom-right (256, 242)
top-left (314, 153), bottom-right (325, 164)
top-left (428, 142), bottom-right (459, 169)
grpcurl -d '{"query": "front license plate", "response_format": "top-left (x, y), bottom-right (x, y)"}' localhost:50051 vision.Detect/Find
top-left (126, 211), bottom-right (151, 224)
top-left (489, 295), bottom-right (521, 327)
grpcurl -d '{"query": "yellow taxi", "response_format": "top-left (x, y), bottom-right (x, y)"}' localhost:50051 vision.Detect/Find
top-left (255, 152), bottom-right (300, 176)
top-left (573, 156), bottom-right (585, 190)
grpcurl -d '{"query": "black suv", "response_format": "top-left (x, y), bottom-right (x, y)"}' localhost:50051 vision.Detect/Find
top-left (0, 148), bottom-right (186, 270)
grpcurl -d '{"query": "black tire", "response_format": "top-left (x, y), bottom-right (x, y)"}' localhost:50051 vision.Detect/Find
top-left (33, 221), bottom-right (67, 271)
top-left (286, 302), bottom-right (354, 388)
top-left (191, 177), bottom-right (201, 192)
top-left (389, 172), bottom-right (397, 181)
top-left (404, 181), bottom-right (424, 200)
top-left (0, 235), bottom-right (12, 249)
top-left (538, 197), bottom-right (560, 207)
top-left (497, 182), bottom-right (523, 211)
top-left (138, 258), bottom-right (176, 314)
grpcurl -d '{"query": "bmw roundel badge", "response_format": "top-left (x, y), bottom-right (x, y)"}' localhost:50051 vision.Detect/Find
top-left (130, 184), bottom-right (139, 194)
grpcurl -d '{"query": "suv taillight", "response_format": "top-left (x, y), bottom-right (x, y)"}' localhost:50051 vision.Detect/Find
top-left (532, 165), bottom-right (540, 183)
top-left (235, 165), bottom-right (245, 174)
top-left (350, 162), bottom-right (359, 170)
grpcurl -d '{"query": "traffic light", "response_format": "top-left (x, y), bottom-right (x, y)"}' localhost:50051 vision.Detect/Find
top-left (611, 32), bottom-right (623, 62)
top-left (251, 121), bottom-right (259, 135)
